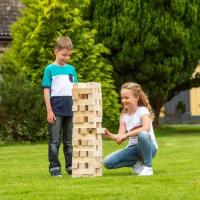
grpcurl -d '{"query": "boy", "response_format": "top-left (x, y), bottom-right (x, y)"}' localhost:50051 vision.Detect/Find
top-left (42, 36), bottom-right (78, 177)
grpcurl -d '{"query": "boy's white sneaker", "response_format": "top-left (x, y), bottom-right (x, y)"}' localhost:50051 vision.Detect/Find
top-left (132, 160), bottom-right (143, 174)
top-left (138, 166), bottom-right (153, 176)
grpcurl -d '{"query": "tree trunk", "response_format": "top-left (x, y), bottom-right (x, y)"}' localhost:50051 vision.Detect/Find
top-left (153, 106), bottom-right (162, 128)
top-left (151, 98), bottom-right (163, 128)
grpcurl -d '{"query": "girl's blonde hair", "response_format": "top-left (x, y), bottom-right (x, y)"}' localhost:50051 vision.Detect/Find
top-left (121, 82), bottom-right (154, 120)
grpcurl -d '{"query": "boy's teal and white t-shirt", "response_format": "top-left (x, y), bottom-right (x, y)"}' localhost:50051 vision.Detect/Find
top-left (42, 63), bottom-right (78, 116)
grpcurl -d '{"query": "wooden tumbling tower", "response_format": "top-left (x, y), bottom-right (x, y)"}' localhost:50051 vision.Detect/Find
top-left (72, 82), bottom-right (104, 177)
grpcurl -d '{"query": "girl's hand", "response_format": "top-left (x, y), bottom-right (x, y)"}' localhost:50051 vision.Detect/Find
top-left (47, 112), bottom-right (56, 124)
top-left (103, 129), bottom-right (112, 139)
top-left (116, 134), bottom-right (127, 145)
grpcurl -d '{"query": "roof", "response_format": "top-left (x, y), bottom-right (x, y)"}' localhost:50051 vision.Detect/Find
top-left (0, 0), bottom-right (24, 39)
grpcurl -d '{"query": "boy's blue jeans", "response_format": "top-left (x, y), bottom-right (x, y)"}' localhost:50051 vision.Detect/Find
top-left (48, 116), bottom-right (72, 174)
top-left (104, 131), bottom-right (157, 168)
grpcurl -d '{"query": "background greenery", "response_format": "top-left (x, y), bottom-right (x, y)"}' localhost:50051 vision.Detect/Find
top-left (0, 0), bottom-right (120, 141)
top-left (0, 0), bottom-right (200, 141)
top-left (0, 126), bottom-right (200, 200)
top-left (89, 0), bottom-right (200, 124)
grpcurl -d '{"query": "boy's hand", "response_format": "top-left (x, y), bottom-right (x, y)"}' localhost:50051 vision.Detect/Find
top-left (47, 112), bottom-right (56, 124)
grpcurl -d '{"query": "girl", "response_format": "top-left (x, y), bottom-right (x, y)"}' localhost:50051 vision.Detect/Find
top-left (103, 82), bottom-right (158, 176)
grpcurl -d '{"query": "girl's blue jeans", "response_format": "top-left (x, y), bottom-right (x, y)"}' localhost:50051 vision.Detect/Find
top-left (104, 131), bottom-right (157, 168)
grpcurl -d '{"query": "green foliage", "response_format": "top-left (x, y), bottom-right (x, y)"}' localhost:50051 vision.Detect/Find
top-left (0, 74), bottom-right (46, 141)
top-left (89, 0), bottom-right (200, 124)
top-left (0, 0), bottom-right (120, 140)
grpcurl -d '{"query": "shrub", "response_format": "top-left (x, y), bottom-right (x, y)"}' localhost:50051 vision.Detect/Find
top-left (0, 74), bottom-right (47, 142)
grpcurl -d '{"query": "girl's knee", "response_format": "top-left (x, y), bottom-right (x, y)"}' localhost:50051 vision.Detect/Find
top-left (103, 158), bottom-right (114, 169)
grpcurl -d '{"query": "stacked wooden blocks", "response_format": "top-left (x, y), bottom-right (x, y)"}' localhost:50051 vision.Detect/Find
top-left (72, 82), bottom-right (104, 177)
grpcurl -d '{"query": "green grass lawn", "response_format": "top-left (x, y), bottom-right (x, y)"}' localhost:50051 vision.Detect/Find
top-left (1, 126), bottom-right (200, 200)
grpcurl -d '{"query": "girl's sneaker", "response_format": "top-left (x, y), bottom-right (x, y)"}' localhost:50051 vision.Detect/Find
top-left (132, 160), bottom-right (143, 174)
top-left (138, 166), bottom-right (153, 176)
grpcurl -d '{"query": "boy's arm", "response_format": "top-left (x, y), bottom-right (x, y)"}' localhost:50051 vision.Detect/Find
top-left (44, 88), bottom-right (56, 124)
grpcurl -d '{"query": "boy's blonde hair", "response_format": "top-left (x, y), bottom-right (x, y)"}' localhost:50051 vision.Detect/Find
top-left (121, 82), bottom-right (154, 120)
top-left (54, 36), bottom-right (73, 50)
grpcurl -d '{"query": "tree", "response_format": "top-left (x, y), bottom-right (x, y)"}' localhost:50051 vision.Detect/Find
top-left (0, 0), bottom-right (120, 140)
top-left (89, 0), bottom-right (200, 126)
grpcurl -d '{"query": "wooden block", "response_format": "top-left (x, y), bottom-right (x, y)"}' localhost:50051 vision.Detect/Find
top-left (78, 163), bottom-right (85, 169)
top-left (72, 133), bottom-right (81, 140)
top-left (96, 111), bottom-right (102, 117)
top-left (72, 93), bottom-right (79, 100)
top-left (72, 168), bottom-right (94, 175)
top-left (96, 128), bottom-right (105, 134)
top-left (88, 116), bottom-right (102, 123)
top-left (79, 105), bottom-right (88, 111)
top-left (73, 122), bottom-right (97, 129)
top-left (77, 88), bottom-right (93, 94)
top-left (95, 144), bottom-right (102, 152)
top-left (95, 161), bottom-right (102, 169)
top-left (87, 128), bottom-right (94, 134)
top-left (72, 105), bottom-right (78, 111)
top-left (81, 139), bottom-right (88, 146)
top-left (74, 111), bottom-right (98, 118)
top-left (96, 122), bottom-right (102, 128)
top-left (72, 139), bottom-right (79, 146)
top-left (87, 161), bottom-right (95, 169)
top-left (87, 151), bottom-right (95, 158)
top-left (95, 168), bottom-right (102, 176)
top-left (88, 105), bottom-right (102, 111)
top-left (88, 93), bottom-right (98, 100)
top-left (80, 151), bottom-right (87, 158)
top-left (72, 83), bottom-right (85, 90)
top-left (95, 152), bottom-right (102, 157)
top-left (76, 99), bottom-right (94, 106)
top-left (96, 136), bottom-right (102, 142)
top-left (86, 82), bottom-right (101, 88)
top-left (87, 139), bottom-right (95, 146)
top-left (73, 151), bottom-right (79, 158)
top-left (81, 128), bottom-right (93, 135)
top-left (78, 94), bottom-right (88, 99)
top-left (79, 128), bottom-right (88, 135)
top-left (73, 116), bottom-right (85, 123)
top-left (73, 128), bottom-right (80, 134)
top-left (72, 161), bottom-right (79, 169)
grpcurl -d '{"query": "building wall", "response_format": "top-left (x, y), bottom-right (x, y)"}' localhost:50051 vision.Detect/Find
top-left (163, 90), bottom-right (190, 123)
top-left (160, 64), bottom-right (200, 124)
top-left (190, 65), bottom-right (200, 116)
top-left (0, 0), bottom-right (23, 53)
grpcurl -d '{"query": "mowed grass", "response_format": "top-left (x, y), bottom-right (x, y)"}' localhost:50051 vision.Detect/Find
top-left (1, 126), bottom-right (200, 200)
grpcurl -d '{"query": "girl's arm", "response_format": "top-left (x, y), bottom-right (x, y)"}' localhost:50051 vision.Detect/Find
top-left (44, 88), bottom-right (56, 124)
top-left (118, 118), bottom-right (126, 135)
top-left (103, 117), bottom-right (126, 142)
top-left (118, 115), bottom-right (150, 141)
top-left (103, 129), bottom-right (117, 140)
